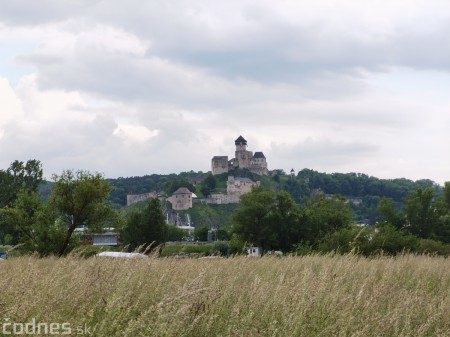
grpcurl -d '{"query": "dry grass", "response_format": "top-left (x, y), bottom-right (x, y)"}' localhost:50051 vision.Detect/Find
top-left (1, 254), bottom-right (450, 336)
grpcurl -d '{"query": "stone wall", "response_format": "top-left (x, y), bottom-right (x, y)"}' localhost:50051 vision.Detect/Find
top-left (211, 156), bottom-right (229, 175)
top-left (127, 192), bottom-right (158, 206)
top-left (203, 176), bottom-right (260, 205)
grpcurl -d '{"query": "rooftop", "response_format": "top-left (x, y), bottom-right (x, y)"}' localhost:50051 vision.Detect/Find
top-left (253, 152), bottom-right (266, 159)
top-left (235, 135), bottom-right (247, 144)
top-left (173, 187), bottom-right (192, 195)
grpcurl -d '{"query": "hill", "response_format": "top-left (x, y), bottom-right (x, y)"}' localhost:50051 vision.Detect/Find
top-left (107, 168), bottom-right (443, 226)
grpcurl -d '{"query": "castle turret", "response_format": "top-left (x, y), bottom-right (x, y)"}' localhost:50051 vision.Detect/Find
top-left (235, 135), bottom-right (247, 151)
top-left (234, 135), bottom-right (253, 169)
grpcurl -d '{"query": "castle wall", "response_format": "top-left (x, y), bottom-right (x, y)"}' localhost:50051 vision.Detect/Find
top-left (227, 176), bottom-right (259, 196)
top-left (235, 150), bottom-right (253, 169)
top-left (211, 156), bottom-right (229, 175)
top-left (203, 176), bottom-right (260, 205)
top-left (127, 192), bottom-right (158, 206)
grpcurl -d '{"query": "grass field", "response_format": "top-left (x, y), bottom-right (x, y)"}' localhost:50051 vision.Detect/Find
top-left (1, 254), bottom-right (450, 336)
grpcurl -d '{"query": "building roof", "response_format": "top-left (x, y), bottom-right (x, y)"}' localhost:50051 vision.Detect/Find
top-left (235, 135), bottom-right (247, 144)
top-left (253, 152), bottom-right (266, 159)
top-left (172, 187), bottom-right (192, 195)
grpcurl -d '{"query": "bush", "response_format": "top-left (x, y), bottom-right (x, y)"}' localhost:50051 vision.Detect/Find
top-left (228, 234), bottom-right (245, 255)
top-left (360, 225), bottom-right (419, 256)
top-left (318, 226), bottom-right (371, 254)
top-left (316, 224), bottom-right (428, 256)
top-left (212, 241), bottom-right (229, 256)
top-left (417, 239), bottom-right (450, 256)
top-left (160, 244), bottom-right (214, 257)
top-left (166, 225), bottom-right (186, 241)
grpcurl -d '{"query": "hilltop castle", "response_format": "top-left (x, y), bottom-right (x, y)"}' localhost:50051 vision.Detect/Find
top-left (211, 136), bottom-right (269, 176)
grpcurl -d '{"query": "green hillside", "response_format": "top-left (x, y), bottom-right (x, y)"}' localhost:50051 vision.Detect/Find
top-left (109, 168), bottom-right (443, 226)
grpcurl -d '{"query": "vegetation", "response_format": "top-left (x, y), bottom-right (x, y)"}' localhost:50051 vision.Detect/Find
top-left (1, 158), bottom-right (450, 258)
top-left (160, 243), bottom-right (215, 257)
top-left (121, 198), bottom-right (167, 251)
top-left (232, 187), bottom-right (351, 252)
top-left (0, 162), bottom-right (120, 256)
top-left (2, 255), bottom-right (450, 336)
top-left (50, 170), bottom-right (119, 256)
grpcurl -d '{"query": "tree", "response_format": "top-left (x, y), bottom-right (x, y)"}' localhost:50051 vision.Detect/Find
top-left (301, 194), bottom-right (352, 244)
top-left (166, 225), bottom-right (187, 241)
top-left (232, 187), bottom-right (276, 251)
top-left (200, 175), bottom-right (216, 197)
top-left (404, 188), bottom-right (440, 239)
top-left (194, 226), bottom-right (209, 241)
top-left (232, 187), bottom-right (302, 252)
top-left (0, 159), bottom-right (43, 207)
top-left (0, 190), bottom-right (70, 256)
top-left (444, 182), bottom-right (450, 210)
top-left (50, 170), bottom-right (116, 256)
top-left (122, 198), bottom-right (167, 251)
top-left (362, 224), bottom-right (419, 256)
top-left (269, 192), bottom-right (303, 251)
top-left (377, 197), bottom-right (405, 229)
top-left (0, 159), bottom-right (44, 245)
top-left (165, 179), bottom-right (195, 195)
top-left (283, 178), bottom-right (310, 204)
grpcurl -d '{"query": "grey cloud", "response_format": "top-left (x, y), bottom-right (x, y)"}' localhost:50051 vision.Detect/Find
top-left (10, 0), bottom-right (450, 104)
top-left (0, 0), bottom-right (95, 25)
top-left (269, 139), bottom-right (380, 173)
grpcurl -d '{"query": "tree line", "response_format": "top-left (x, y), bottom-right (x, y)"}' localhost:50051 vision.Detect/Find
top-left (230, 183), bottom-right (450, 255)
top-left (0, 160), bottom-right (203, 256)
top-left (1, 159), bottom-right (449, 257)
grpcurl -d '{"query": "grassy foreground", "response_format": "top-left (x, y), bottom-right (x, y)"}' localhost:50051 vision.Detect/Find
top-left (1, 254), bottom-right (450, 336)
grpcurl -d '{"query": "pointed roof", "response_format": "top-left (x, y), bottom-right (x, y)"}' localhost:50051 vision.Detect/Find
top-left (253, 152), bottom-right (266, 159)
top-left (235, 135), bottom-right (247, 145)
top-left (172, 187), bottom-right (192, 195)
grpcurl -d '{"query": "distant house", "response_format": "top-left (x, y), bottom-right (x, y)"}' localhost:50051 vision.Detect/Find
top-left (168, 187), bottom-right (194, 211)
top-left (75, 227), bottom-right (121, 247)
top-left (92, 232), bottom-right (121, 246)
top-left (247, 247), bottom-right (263, 257)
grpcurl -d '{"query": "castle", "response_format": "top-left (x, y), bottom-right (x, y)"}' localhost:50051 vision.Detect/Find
top-left (211, 136), bottom-right (269, 176)
top-left (204, 176), bottom-right (260, 205)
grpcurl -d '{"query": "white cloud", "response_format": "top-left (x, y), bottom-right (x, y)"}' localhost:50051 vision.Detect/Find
top-left (0, 77), bottom-right (23, 126)
top-left (0, 0), bottom-right (449, 184)
top-left (114, 125), bottom-right (159, 145)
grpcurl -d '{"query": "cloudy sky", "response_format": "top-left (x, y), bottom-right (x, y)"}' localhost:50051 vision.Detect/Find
top-left (0, 0), bottom-right (449, 184)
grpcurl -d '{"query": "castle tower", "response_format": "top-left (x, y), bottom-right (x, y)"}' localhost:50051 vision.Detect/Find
top-left (235, 135), bottom-right (247, 151)
top-left (234, 135), bottom-right (253, 169)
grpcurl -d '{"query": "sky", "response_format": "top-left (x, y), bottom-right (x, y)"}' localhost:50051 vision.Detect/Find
top-left (0, 0), bottom-right (449, 184)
